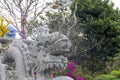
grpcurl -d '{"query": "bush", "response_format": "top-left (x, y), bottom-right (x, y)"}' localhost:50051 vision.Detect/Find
top-left (96, 70), bottom-right (120, 80)
top-left (111, 70), bottom-right (120, 78)
top-left (96, 74), bottom-right (117, 80)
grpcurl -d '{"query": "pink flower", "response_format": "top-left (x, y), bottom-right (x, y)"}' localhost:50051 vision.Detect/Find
top-left (52, 73), bottom-right (55, 78)
top-left (67, 72), bottom-right (75, 79)
top-left (67, 72), bottom-right (73, 77)
top-left (67, 61), bottom-right (77, 71)
top-left (77, 76), bottom-right (84, 80)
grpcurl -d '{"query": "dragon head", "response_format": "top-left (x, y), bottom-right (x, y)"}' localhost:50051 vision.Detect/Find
top-left (33, 32), bottom-right (72, 78)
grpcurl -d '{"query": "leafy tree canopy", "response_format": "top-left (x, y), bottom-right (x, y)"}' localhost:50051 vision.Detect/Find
top-left (71, 0), bottom-right (120, 71)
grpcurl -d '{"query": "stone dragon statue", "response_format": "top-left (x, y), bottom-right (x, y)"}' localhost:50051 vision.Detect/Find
top-left (0, 25), bottom-right (73, 80)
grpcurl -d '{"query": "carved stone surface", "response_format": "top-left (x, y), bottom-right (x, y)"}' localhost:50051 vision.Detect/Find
top-left (0, 26), bottom-right (72, 80)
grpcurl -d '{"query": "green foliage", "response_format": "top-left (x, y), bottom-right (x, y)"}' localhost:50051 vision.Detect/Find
top-left (111, 70), bottom-right (120, 77)
top-left (75, 66), bottom-right (94, 80)
top-left (96, 74), bottom-right (117, 80)
top-left (96, 70), bottom-right (120, 80)
top-left (112, 53), bottom-right (120, 70)
top-left (71, 0), bottom-right (120, 72)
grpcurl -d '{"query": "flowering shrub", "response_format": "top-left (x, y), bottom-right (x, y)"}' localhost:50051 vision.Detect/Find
top-left (52, 61), bottom-right (84, 80)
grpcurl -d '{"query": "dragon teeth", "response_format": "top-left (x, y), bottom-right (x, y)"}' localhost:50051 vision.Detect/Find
top-left (44, 64), bottom-right (48, 70)
top-left (49, 63), bottom-right (53, 68)
top-left (56, 63), bottom-right (59, 67)
top-left (60, 63), bottom-right (64, 69)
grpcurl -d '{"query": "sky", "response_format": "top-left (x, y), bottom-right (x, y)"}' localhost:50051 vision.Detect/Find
top-left (111, 0), bottom-right (120, 9)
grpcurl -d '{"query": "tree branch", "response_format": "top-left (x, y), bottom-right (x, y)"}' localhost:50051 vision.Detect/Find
top-left (67, 38), bottom-right (104, 58)
top-left (67, 2), bottom-right (78, 37)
